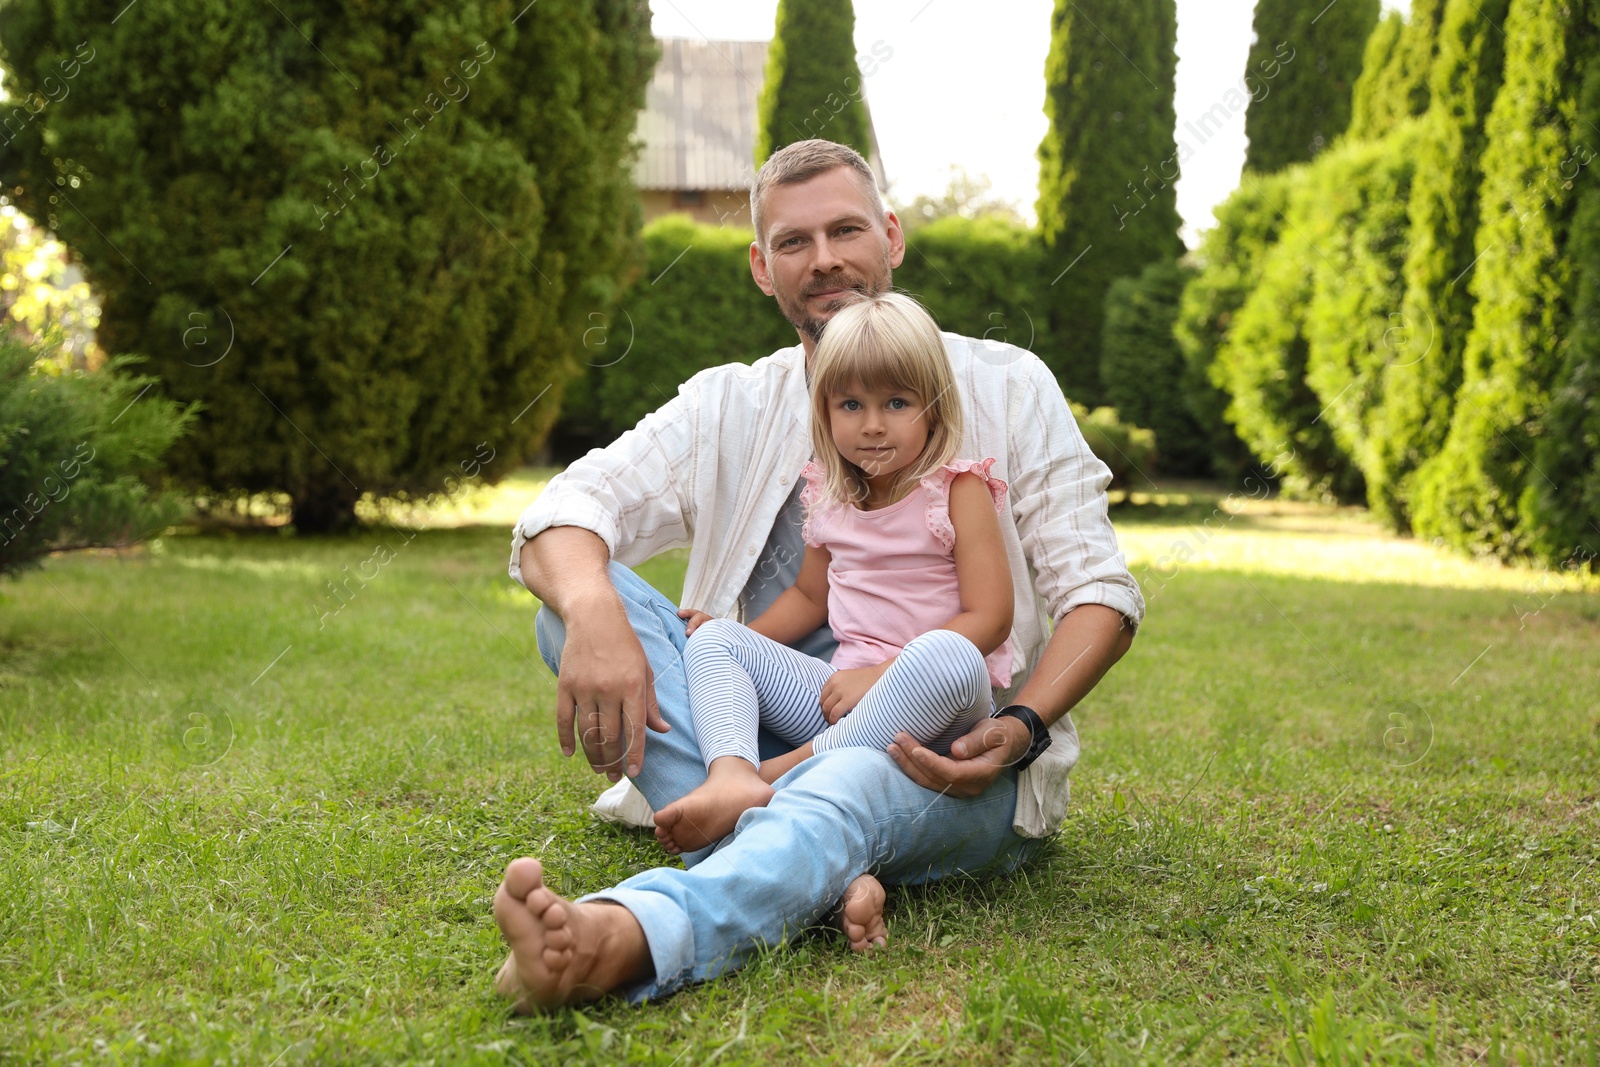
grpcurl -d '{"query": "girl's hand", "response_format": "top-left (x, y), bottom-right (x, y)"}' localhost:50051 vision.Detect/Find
top-left (677, 608), bottom-right (714, 636)
top-left (820, 662), bottom-right (892, 723)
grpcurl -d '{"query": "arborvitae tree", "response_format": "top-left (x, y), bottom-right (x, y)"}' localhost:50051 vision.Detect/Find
top-left (1211, 164), bottom-right (1364, 503)
top-left (1100, 259), bottom-right (1209, 475)
top-left (1369, 0), bottom-right (1510, 528)
top-left (1300, 123), bottom-right (1426, 523)
top-left (1174, 175), bottom-right (1290, 480)
top-left (754, 0), bottom-right (873, 167)
top-left (1411, 0), bottom-right (1594, 558)
top-left (1349, 0), bottom-right (1447, 140)
top-left (1242, 0), bottom-right (1381, 172)
top-left (1036, 0), bottom-right (1182, 405)
top-left (1525, 39), bottom-right (1600, 567)
top-left (0, 1), bottom-right (655, 530)
top-left (1351, 12), bottom-right (1405, 135)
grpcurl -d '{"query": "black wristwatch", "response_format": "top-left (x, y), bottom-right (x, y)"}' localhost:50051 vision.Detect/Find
top-left (992, 704), bottom-right (1052, 771)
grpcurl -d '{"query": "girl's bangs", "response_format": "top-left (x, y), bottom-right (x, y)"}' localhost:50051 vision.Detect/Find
top-left (816, 334), bottom-right (935, 401)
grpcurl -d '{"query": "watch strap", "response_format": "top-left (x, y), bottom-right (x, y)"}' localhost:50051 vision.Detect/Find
top-left (992, 703), bottom-right (1052, 772)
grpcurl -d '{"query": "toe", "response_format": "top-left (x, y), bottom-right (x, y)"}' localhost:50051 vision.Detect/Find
top-left (502, 857), bottom-right (545, 899)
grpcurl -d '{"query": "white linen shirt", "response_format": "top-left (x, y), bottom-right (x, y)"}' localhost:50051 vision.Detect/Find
top-left (509, 333), bottom-right (1146, 837)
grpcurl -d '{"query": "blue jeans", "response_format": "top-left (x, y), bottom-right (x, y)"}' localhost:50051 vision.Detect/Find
top-left (534, 563), bottom-right (1039, 1002)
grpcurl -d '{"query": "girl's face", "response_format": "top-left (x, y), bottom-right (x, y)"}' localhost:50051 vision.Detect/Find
top-left (827, 379), bottom-right (931, 492)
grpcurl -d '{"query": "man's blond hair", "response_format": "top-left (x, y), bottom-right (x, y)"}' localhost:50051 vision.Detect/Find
top-left (751, 140), bottom-right (884, 249)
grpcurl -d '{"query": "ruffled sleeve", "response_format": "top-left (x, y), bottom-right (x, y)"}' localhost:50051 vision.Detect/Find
top-left (920, 458), bottom-right (1008, 550)
top-left (798, 460), bottom-right (831, 547)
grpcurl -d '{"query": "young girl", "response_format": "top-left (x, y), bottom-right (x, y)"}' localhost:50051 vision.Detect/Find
top-left (654, 292), bottom-right (1017, 874)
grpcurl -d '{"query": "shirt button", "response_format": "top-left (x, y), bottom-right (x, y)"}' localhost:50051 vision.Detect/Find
top-left (747, 546), bottom-right (757, 556)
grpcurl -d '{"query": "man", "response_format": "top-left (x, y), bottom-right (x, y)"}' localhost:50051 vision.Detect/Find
top-left (492, 139), bottom-right (1144, 1009)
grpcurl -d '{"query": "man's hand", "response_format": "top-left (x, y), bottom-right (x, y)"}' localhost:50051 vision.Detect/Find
top-left (556, 592), bottom-right (671, 782)
top-left (820, 662), bottom-right (891, 724)
top-left (886, 715), bottom-right (1029, 797)
top-left (676, 608), bottom-right (714, 636)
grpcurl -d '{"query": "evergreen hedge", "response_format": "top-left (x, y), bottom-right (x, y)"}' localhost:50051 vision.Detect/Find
top-left (1348, 0), bottom-right (1446, 141)
top-left (892, 215), bottom-right (1053, 383)
top-left (551, 216), bottom-right (794, 456)
top-left (1411, 0), bottom-right (1595, 558)
top-left (1369, 0), bottom-right (1510, 529)
top-left (1242, 0), bottom-right (1381, 172)
top-left (1036, 0), bottom-right (1182, 405)
top-left (1174, 174), bottom-right (1292, 480)
top-left (1210, 163), bottom-right (1365, 503)
top-left (1350, 11), bottom-right (1405, 138)
top-left (557, 215), bottom-right (1156, 487)
top-left (1526, 48), bottom-right (1600, 563)
top-left (0, 0), bottom-right (655, 530)
top-left (1100, 258), bottom-right (1210, 476)
top-left (1300, 123), bottom-right (1426, 523)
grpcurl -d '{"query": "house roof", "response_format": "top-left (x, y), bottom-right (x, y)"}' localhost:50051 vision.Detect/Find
top-left (634, 37), bottom-right (885, 194)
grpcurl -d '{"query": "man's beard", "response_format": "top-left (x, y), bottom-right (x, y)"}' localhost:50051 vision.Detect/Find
top-left (782, 267), bottom-right (889, 343)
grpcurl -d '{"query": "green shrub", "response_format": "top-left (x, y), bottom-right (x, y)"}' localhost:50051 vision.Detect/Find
top-left (1212, 163), bottom-right (1364, 503)
top-left (561, 214), bottom-right (1066, 451)
top-left (1072, 403), bottom-right (1157, 489)
top-left (1100, 258), bottom-right (1209, 475)
top-left (1348, 0), bottom-right (1445, 141)
top-left (1205, 124), bottom-right (1424, 510)
top-left (1175, 171), bottom-right (1295, 480)
top-left (1, 334), bottom-right (192, 577)
top-left (1370, 0), bottom-right (1510, 531)
top-left (1523, 51), bottom-right (1600, 569)
top-left (892, 215), bottom-right (1052, 382)
top-left (1411, 0), bottom-right (1594, 559)
top-left (1300, 123), bottom-right (1425, 525)
top-left (1350, 11), bottom-right (1405, 139)
top-left (552, 216), bottom-right (794, 454)
top-left (0, 1), bottom-right (655, 530)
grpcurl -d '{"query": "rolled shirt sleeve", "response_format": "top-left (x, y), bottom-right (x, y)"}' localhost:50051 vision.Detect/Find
top-left (509, 384), bottom-right (701, 589)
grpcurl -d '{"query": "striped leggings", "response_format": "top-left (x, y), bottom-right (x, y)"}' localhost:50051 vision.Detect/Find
top-left (684, 619), bottom-right (993, 770)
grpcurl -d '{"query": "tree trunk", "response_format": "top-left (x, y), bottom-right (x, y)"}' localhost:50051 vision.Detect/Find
top-left (291, 485), bottom-right (361, 534)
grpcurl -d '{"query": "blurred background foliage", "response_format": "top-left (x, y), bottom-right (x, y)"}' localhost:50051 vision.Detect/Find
top-left (0, 0), bottom-right (655, 532)
top-left (1, 0), bottom-right (1596, 570)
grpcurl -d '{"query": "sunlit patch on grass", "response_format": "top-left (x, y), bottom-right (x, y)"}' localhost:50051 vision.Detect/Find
top-left (1115, 484), bottom-right (1600, 594)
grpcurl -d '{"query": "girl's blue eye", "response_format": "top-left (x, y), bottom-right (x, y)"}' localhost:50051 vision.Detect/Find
top-left (841, 399), bottom-right (861, 411)
top-left (888, 398), bottom-right (908, 410)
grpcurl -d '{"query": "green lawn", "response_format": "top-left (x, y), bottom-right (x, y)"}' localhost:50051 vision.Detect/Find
top-left (2, 471), bottom-right (1597, 1065)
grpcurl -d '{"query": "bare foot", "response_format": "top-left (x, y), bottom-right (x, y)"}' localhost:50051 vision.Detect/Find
top-left (492, 858), bottom-right (651, 1012)
top-left (653, 757), bottom-right (774, 855)
top-left (835, 873), bottom-right (888, 953)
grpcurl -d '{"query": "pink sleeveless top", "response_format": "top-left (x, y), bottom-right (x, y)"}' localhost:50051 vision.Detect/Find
top-left (800, 458), bottom-right (1016, 688)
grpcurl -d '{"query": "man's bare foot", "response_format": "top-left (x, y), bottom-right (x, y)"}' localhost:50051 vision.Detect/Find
top-left (492, 858), bottom-right (652, 1012)
top-left (835, 873), bottom-right (888, 953)
top-left (653, 757), bottom-right (774, 855)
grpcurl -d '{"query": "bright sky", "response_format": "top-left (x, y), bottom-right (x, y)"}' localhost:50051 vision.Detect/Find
top-left (651, 0), bottom-right (1406, 247)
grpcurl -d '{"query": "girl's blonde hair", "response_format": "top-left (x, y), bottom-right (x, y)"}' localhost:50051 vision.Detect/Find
top-left (809, 291), bottom-right (964, 508)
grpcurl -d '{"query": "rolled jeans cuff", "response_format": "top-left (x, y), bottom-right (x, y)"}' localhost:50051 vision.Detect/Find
top-left (577, 888), bottom-right (694, 1004)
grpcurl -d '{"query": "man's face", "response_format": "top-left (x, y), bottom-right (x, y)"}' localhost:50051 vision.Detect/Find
top-left (749, 167), bottom-right (906, 347)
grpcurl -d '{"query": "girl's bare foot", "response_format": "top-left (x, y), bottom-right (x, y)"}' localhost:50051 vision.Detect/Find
top-left (492, 858), bottom-right (652, 1012)
top-left (653, 757), bottom-right (774, 855)
top-left (835, 873), bottom-right (888, 952)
